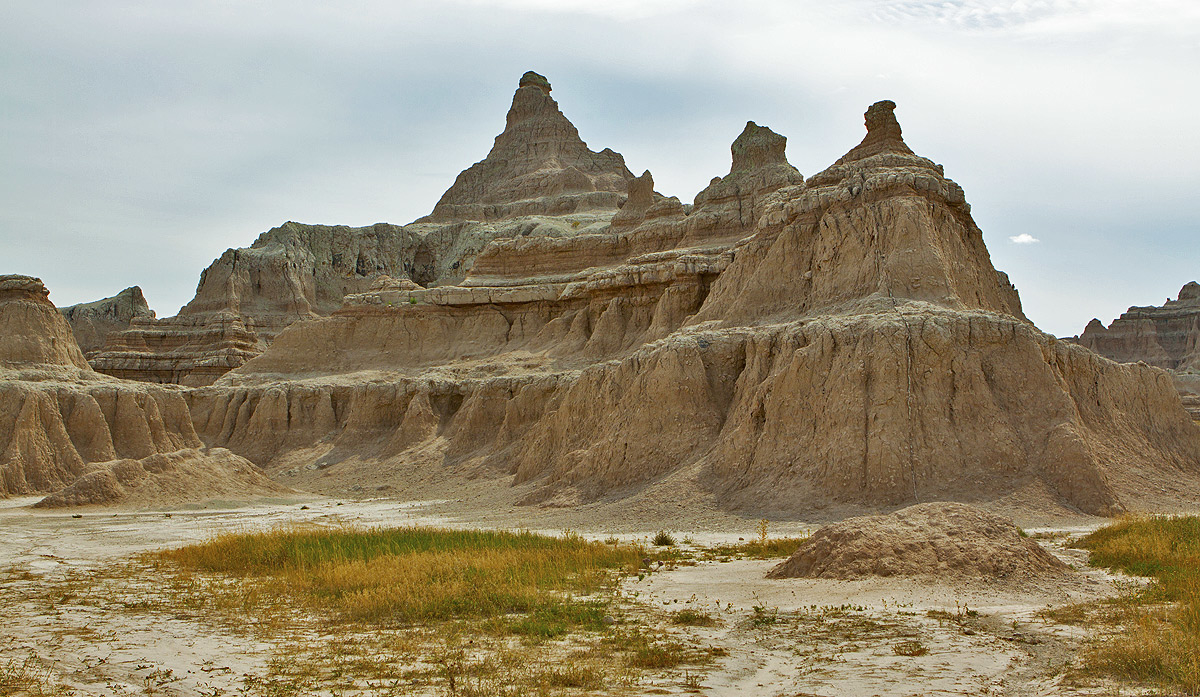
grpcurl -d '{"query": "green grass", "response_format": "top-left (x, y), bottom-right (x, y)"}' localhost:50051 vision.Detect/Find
top-left (700, 537), bottom-right (808, 560)
top-left (1073, 515), bottom-right (1200, 693)
top-left (155, 525), bottom-right (643, 624)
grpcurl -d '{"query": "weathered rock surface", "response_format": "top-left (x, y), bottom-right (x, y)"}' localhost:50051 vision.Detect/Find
top-left (1072, 282), bottom-right (1200, 419)
top-left (60, 286), bottom-right (155, 355)
top-left (1074, 282), bottom-right (1200, 371)
top-left (182, 93), bottom-right (1200, 518)
top-left (422, 71), bottom-right (634, 223)
top-left (91, 73), bottom-right (635, 386)
top-left (1, 276), bottom-right (90, 370)
top-left (765, 502), bottom-right (1071, 585)
top-left (0, 276), bottom-right (286, 504)
top-left (34, 447), bottom-right (290, 508)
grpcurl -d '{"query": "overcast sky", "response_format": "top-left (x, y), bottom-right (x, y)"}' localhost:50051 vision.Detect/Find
top-left (2, 0), bottom-right (1197, 336)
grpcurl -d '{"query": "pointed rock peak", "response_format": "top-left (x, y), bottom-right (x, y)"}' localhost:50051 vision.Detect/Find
top-left (626, 170), bottom-right (655, 208)
top-left (519, 70), bottom-right (551, 94)
top-left (731, 121), bottom-right (790, 172)
top-left (1178, 281), bottom-right (1200, 303)
top-left (1084, 318), bottom-right (1107, 333)
top-left (838, 100), bottom-right (916, 163)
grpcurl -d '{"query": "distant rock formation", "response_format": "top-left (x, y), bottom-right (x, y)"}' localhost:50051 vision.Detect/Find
top-left (0, 275), bottom-right (285, 504)
top-left (182, 89), bottom-right (1200, 519)
top-left (60, 286), bottom-right (154, 355)
top-left (91, 72), bottom-right (636, 386)
top-left (422, 71), bottom-right (634, 223)
top-left (1074, 282), bottom-right (1200, 370)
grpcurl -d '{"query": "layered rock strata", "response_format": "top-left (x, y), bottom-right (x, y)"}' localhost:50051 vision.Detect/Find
top-left (1073, 282), bottom-right (1200, 419)
top-left (60, 286), bottom-right (155, 355)
top-left (0, 275), bottom-right (284, 503)
top-left (185, 93), bottom-right (1200, 518)
top-left (91, 73), bottom-right (636, 386)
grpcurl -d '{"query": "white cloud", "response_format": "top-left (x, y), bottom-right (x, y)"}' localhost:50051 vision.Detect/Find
top-left (1009, 233), bottom-right (1041, 244)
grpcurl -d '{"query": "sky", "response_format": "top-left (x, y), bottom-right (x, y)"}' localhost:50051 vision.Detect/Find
top-left (2, 0), bottom-right (1198, 337)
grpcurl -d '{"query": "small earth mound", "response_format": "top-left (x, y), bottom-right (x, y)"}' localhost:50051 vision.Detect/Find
top-left (766, 502), bottom-right (1073, 586)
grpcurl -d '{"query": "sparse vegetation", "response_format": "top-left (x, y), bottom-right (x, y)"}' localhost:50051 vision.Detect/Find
top-left (652, 530), bottom-right (676, 547)
top-left (892, 640), bottom-right (928, 657)
top-left (700, 536), bottom-right (808, 560)
top-left (669, 609), bottom-right (719, 627)
top-left (156, 525), bottom-right (641, 624)
top-left (1065, 515), bottom-right (1200, 693)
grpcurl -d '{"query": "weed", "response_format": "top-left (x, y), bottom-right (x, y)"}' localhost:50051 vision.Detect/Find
top-left (653, 530), bottom-right (676, 547)
top-left (670, 609), bottom-right (719, 627)
top-left (893, 640), bottom-right (929, 657)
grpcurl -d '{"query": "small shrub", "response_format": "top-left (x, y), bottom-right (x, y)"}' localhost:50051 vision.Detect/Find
top-left (653, 530), bottom-right (676, 547)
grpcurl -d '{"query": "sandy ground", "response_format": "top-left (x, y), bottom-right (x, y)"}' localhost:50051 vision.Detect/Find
top-left (0, 495), bottom-right (1146, 696)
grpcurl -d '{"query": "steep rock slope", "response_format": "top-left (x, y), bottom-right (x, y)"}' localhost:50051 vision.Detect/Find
top-left (188, 93), bottom-right (1200, 518)
top-left (423, 71), bottom-right (634, 223)
top-left (90, 73), bottom-right (634, 386)
top-left (0, 275), bottom-right (283, 504)
top-left (59, 286), bottom-right (155, 355)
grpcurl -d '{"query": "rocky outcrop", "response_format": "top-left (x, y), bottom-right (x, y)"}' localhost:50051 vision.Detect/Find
top-left (0, 276), bottom-right (285, 504)
top-left (60, 286), bottom-right (155, 355)
top-left (91, 73), bottom-right (637, 386)
top-left (184, 94), bottom-right (1200, 518)
top-left (422, 71), bottom-right (634, 223)
top-left (1072, 282), bottom-right (1200, 420)
top-left (1074, 282), bottom-right (1200, 371)
top-left (1, 276), bottom-right (90, 370)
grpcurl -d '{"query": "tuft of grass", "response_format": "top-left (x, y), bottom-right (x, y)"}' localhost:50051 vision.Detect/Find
top-left (652, 530), bottom-right (676, 547)
top-left (1071, 515), bottom-right (1200, 693)
top-left (155, 525), bottom-right (642, 624)
top-left (0, 655), bottom-right (75, 696)
top-left (670, 609), bottom-right (719, 627)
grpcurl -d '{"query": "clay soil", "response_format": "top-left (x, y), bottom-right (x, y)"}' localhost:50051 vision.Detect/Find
top-left (0, 492), bottom-right (1171, 697)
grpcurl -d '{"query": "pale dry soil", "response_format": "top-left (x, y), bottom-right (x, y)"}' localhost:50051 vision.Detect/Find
top-left (0, 496), bottom-right (1153, 696)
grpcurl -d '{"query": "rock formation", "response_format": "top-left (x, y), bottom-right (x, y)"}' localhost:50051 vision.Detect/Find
top-left (0, 275), bottom-right (285, 504)
top-left (765, 502), bottom-right (1072, 586)
top-left (1072, 282), bottom-right (1200, 419)
top-left (59, 286), bottom-right (155, 355)
top-left (181, 87), bottom-right (1200, 519)
top-left (422, 71), bottom-right (634, 223)
top-left (90, 73), bottom-right (635, 386)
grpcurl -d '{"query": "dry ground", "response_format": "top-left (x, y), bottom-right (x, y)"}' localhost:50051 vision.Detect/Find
top-left (0, 496), bottom-right (1165, 696)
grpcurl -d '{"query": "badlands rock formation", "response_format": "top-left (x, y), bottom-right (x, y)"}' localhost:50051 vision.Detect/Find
top-left (0, 275), bottom-right (284, 505)
top-left (1073, 282), bottom-right (1200, 419)
top-left (184, 85), bottom-right (1200, 518)
top-left (60, 286), bottom-right (154, 355)
top-left (765, 502), bottom-right (1072, 585)
top-left (90, 73), bottom-right (635, 386)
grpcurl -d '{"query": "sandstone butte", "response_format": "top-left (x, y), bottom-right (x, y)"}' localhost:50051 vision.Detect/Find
top-left (5, 71), bottom-right (1200, 517)
top-left (0, 274), bottom-right (288, 506)
top-left (1070, 282), bottom-right (1200, 420)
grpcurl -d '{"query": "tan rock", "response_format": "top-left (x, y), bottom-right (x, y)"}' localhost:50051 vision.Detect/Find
top-left (765, 502), bottom-right (1071, 584)
top-left (59, 286), bottom-right (155, 355)
top-left (0, 276), bottom-right (90, 369)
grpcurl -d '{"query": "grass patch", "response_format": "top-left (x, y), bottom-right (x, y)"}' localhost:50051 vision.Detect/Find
top-left (696, 535), bottom-right (809, 561)
top-left (155, 525), bottom-right (642, 624)
top-left (652, 530), bottom-right (676, 547)
top-left (1071, 515), bottom-right (1200, 693)
top-left (0, 655), bottom-right (74, 696)
top-left (669, 609), bottom-right (719, 627)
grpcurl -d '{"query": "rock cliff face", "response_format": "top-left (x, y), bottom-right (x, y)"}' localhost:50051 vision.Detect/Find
top-left (0, 275), bottom-right (283, 504)
top-left (183, 90), bottom-right (1200, 518)
top-left (90, 73), bottom-right (634, 386)
top-left (1072, 282), bottom-right (1200, 419)
top-left (60, 286), bottom-right (155, 355)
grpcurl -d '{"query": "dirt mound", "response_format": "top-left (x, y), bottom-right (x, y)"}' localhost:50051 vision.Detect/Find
top-left (766, 502), bottom-right (1072, 585)
top-left (33, 447), bottom-right (292, 508)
